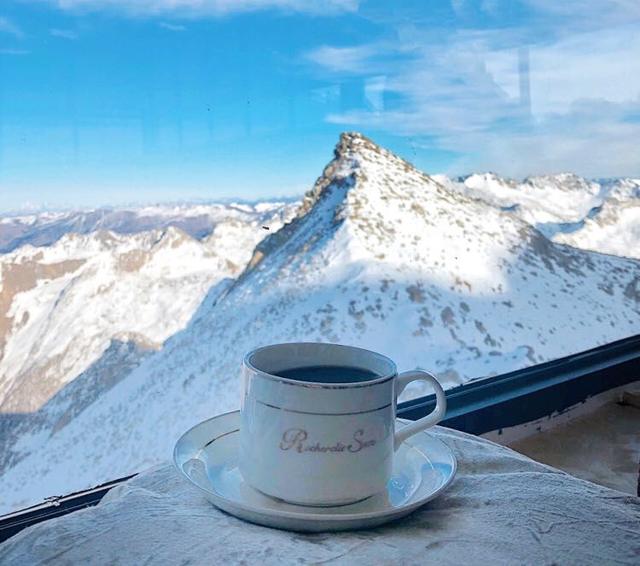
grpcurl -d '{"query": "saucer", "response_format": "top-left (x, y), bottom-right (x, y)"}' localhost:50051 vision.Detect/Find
top-left (173, 410), bottom-right (457, 532)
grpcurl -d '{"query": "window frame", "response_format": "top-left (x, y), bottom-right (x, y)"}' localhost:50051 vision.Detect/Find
top-left (398, 333), bottom-right (640, 434)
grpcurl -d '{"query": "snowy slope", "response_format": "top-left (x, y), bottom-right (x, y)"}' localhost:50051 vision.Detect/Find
top-left (433, 172), bottom-right (602, 226)
top-left (1, 132), bottom-right (637, 513)
top-left (433, 174), bottom-right (640, 259)
top-left (554, 179), bottom-right (640, 258)
top-left (0, 204), bottom-right (295, 415)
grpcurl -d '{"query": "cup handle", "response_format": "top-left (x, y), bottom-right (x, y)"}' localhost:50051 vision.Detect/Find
top-left (394, 370), bottom-right (447, 450)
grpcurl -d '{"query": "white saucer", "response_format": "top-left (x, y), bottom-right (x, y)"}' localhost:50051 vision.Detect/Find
top-left (173, 410), bottom-right (457, 532)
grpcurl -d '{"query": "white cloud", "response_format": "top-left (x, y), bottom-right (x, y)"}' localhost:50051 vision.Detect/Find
top-left (438, 101), bottom-right (640, 177)
top-left (50, 28), bottom-right (78, 39)
top-left (451, 0), bottom-right (640, 31)
top-left (485, 29), bottom-right (640, 117)
top-left (306, 44), bottom-right (380, 73)
top-left (0, 17), bottom-right (24, 39)
top-left (159, 22), bottom-right (186, 31)
top-left (311, 24), bottom-right (640, 177)
top-left (43, 0), bottom-right (358, 17)
top-left (524, 0), bottom-right (640, 27)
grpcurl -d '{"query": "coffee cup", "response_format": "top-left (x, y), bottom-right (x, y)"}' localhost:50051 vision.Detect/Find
top-left (239, 342), bottom-right (447, 506)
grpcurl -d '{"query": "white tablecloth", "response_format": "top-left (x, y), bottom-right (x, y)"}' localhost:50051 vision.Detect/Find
top-left (1, 427), bottom-right (638, 565)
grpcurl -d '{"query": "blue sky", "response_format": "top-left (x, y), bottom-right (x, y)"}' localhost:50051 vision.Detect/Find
top-left (0, 0), bottom-right (639, 211)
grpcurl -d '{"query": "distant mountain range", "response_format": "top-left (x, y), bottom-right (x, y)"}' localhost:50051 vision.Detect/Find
top-left (0, 201), bottom-right (297, 254)
top-left (434, 173), bottom-right (640, 259)
top-left (0, 133), bottom-right (638, 514)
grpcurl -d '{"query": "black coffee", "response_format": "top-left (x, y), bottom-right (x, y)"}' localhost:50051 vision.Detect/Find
top-left (275, 365), bottom-right (379, 384)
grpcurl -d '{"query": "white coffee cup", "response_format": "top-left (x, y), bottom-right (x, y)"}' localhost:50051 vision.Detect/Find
top-left (239, 342), bottom-right (447, 506)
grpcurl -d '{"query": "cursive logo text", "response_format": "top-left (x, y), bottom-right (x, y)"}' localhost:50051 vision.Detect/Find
top-left (279, 428), bottom-right (376, 454)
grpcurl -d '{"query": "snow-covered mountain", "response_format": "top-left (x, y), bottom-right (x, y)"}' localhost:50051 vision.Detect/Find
top-left (1, 132), bottom-right (637, 514)
top-left (0, 203), bottom-right (296, 504)
top-left (433, 173), bottom-right (640, 258)
top-left (0, 201), bottom-right (292, 254)
top-left (553, 179), bottom-right (640, 258)
top-left (0, 203), bottom-right (295, 415)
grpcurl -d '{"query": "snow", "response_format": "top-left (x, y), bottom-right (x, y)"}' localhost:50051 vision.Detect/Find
top-left (1, 427), bottom-right (638, 564)
top-left (433, 173), bottom-right (640, 259)
top-left (433, 172), bottom-right (602, 225)
top-left (0, 206), bottom-right (295, 414)
top-left (0, 132), bottom-right (638, 514)
top-left (555, 193), bottom-right (640, 258)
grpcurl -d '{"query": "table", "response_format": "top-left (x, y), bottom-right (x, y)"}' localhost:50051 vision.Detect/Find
top-left (1, 427), bottom-right (638, 565)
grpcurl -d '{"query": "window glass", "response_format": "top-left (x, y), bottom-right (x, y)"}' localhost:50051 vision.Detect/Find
top-left (0, 0), bottom-right (638, 512)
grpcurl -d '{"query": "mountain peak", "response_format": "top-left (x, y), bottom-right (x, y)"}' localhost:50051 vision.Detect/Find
top-left (334, 132), bottom-right (416, 170)
top-left (243, 133), bottom-right (456, 275)
top-left (335, 131), bottom-right (376, 157)
top-left (154, 225), bottom-right (193, 248)
top-left (303, 132), bottom-right (428, 210)
top-left (243, 133), bottom-right (375, 272)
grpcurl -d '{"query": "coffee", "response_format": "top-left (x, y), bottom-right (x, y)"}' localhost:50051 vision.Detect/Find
top-left (275, 365), bottom-right (378, 384)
